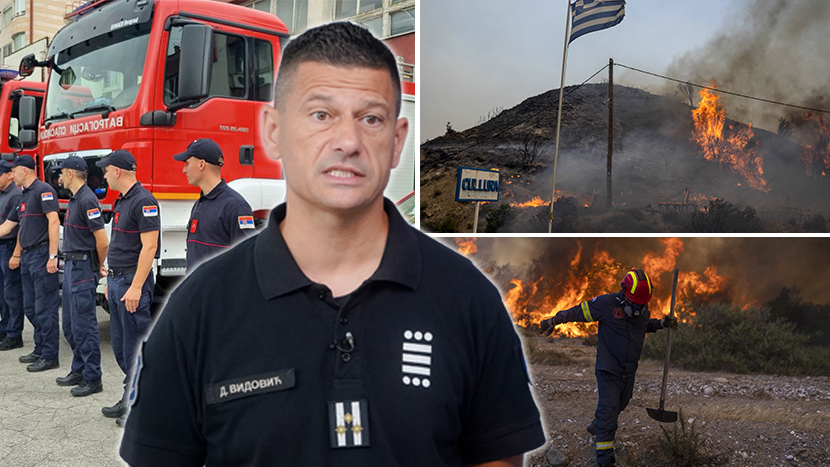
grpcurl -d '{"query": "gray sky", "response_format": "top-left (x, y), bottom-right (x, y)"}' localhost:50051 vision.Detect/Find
top-left (421, 0), bottom-right (741, 141)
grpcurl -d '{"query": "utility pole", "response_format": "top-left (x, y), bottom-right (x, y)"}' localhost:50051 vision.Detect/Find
top-left (607, 57), bottom-right (613, 208)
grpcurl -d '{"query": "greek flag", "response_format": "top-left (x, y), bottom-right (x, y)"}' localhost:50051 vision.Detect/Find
top-left (569, 0), bottom-right (625, 44)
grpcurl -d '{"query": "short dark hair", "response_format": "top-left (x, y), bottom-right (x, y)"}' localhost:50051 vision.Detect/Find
top-left (274, 21), bottom-right (402, 115)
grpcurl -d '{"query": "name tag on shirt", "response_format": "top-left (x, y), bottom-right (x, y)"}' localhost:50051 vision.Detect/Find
top-left (204, 368), bottom-right (296, 405)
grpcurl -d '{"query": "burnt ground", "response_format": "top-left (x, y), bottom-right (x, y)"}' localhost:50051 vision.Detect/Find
top-left (521, 335), bottom-right (830, 467)
top-left (421, 84), bottom-right (830, 233)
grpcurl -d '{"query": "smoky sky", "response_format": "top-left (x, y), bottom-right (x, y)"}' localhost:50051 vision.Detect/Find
top-left (441, 238), bottom-right (830, 306)
top-left (665, 0), bottom-right (830, 132)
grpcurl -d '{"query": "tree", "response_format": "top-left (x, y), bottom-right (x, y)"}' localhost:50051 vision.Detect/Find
top-left (676, 82), bottom-right (696, 107)
top-left (512, 133), bottom-right (546, 168)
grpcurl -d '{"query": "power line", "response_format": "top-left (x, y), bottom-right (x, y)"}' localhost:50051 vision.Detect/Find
top-left (446, 64), bottom-right (610, 155)
top-left (616, 63), bottom-right (830, 115)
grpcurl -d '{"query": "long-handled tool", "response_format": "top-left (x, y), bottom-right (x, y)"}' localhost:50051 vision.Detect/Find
top-left (647, 267), bottom-right (679, 423)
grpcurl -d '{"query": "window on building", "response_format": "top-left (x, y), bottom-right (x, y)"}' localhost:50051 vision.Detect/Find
top-left (3, 7), bottom-right (12, 26)
top-left (359, 15), bottom-right (382, 38)
top-left (14, 0), bottom-right (24, 16)
top-left (390, 8), bottom-right (414, 36)
top-left (276, 0), bottom-right (308, 34)
top-left (248, 0), bottom-right (269, 13)
top-left (335, 0), bottom-right (381, 20)
top-left (164, 27), bottom-right (249, 105)
top-left (2, 43), bottom-right (12, 59)
top-left (12, 32), bottom-right (24, 51)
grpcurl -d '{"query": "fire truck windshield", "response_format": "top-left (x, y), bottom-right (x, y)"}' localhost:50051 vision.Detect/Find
top-left (44, 21), bottom-right (150, 123)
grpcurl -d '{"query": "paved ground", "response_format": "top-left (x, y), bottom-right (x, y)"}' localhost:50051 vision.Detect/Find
top-left (0, 305), bottom-right (127, 467)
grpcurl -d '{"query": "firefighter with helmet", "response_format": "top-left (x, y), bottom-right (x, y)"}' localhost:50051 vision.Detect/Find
top-left (539, 268), bottom-right (678, 467)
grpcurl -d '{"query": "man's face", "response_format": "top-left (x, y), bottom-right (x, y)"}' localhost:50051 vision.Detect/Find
top-left (181, 157), bottom-right (203, 187)
top-left (262, 62), bottom-right (408, 214)
top-left (103, 165), bottom-right (119, 192)
top-left (11, 166), bottom-right (26, 186)
top-left (59, 168), bottom-right (72, 189)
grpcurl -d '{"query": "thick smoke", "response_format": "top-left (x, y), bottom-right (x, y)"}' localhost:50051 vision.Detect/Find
top-left (665, 0), bottom-right (830, 133)
top-left (446, 238), bottom-right (830, 306)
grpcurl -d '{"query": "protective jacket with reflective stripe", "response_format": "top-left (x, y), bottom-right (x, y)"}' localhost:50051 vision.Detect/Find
top-left (554, 292), bottom-right (664, 377)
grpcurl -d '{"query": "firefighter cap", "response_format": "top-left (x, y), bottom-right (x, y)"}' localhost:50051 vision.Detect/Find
top-left (173, 138), bottom-right (224, 166)
top-left (96, 150), bottom-right (137, 171)
top-left (0, 160), bottom-right (13, 174)
top-left (11, 155), bottom-right (35, 170)
top-left (54, 155), bottom-right (88, 172)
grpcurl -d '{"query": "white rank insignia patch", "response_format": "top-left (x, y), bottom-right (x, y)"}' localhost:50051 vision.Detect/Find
top-left (87, 208), bottom-right (101, 219)
top-left (401, 330), bottom-right (433, 388)
top-left (328, 399), bottom-right (370, 448)
top-left (41, 192), bottom-right (54, 202)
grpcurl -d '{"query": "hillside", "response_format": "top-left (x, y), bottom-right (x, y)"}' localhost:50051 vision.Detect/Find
top-left (420, 84), bottom-right (830, 233)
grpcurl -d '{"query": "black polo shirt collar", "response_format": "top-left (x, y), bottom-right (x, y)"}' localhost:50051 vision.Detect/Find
top-left (255, 198), bottom-right (421, 301)
top-left (2, 182), bottom-right (15, 195)
top-left (201, 179), bottom-right (227, 200)
top-left (118, 181), bottom-right (144, 201)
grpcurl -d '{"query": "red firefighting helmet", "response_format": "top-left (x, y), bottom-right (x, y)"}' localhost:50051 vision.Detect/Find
top-left (620, 269), bottom-right (653, 305)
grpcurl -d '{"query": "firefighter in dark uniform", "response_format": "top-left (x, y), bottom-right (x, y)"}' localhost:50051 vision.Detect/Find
top-left (0, 155), bottom-right (61, 372)
top-left (540, 269), bottom-right (678, 467)
top-left (95, 150), bottom-right (159, 425)
top-left (0, 160), bottom-right (24, 350)
top-left (120, 22), bottom-right (545, 467)
top-left (173, 138), bottom-right (255, 272)
top-left (54, 155), bottom-right (109, 396)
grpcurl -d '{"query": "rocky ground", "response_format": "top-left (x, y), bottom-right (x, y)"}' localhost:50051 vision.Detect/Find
top-left (521, 335), bottom-right (830, 467)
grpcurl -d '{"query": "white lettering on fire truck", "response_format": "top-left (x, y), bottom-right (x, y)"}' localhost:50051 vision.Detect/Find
top-left (219, 125), bottom-right (250, 133)
top-left (41, 116), bottom-right (124, 140)
top-left (110, 17), bottom-right (140, 31)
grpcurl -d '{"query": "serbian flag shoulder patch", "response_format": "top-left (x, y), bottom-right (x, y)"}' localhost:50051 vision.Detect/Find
top-left (238, 215), bottom-right (255, 230)
top-left (142, 205), bottom-right (159, 217)
top-left (87, 208), bottom-right (101, 219)
top-left (41, 192), bottom-right (54, 202)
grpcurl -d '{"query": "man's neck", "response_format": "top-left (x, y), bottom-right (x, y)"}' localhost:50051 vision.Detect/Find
top-left (69, 180), bottom-right (84, 195)
top-left (22, 175), bottom-right (37, 188)
top-left (120, 180), bottom-right (137, 195)
top-left (279, 198), bottom-right (389, 298)
top-left (199, 176), bottom-right (222, 196)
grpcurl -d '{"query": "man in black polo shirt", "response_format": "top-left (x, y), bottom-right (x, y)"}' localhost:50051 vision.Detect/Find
top-left (54, 155), bottom-right (109, 397)
top-left (95, 150), bottom-right (159, 424)
top-left (173, 138), bottom-right (254, 272)
top-left (0, 155), bottom-right (61, 372)
top-left (121, 22), bottom-right (545, 467)
top-left (0, 160), bottom-right (24, 350)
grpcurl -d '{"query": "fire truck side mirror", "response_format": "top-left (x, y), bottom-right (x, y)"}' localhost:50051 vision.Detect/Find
top-left (19, 96), bottom-right (38, 131)
top-left (19, 130), bottom-right (36, 149)
top-left (18, 54), bottom-right (37, 78)
top-left (176, 24), bottom-right (214, 105)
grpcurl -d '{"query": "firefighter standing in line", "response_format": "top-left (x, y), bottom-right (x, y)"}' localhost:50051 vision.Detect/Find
top-left (174, 138), bottom-right (255, 272)
top-left (540, 269), bottom-right (678, 467)
top-left (0, 160), bottom-right (24, 351)
top-left (0, 155), bottom-right (61, 372)
top-left (95, 150), bottom-right (159, 426)
top-left (54, 155), bottom-right (109, 397)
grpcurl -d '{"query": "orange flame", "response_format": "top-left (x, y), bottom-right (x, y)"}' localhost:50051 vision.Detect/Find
top-left (500, 238), bottom-right (732, 338)
top-left (795, 112), bottom-right (830, 177)
top-left (455, 238), bottom-right (478, 256)
top-left (691, 84), bottom-right (770, 192)
top-left (509, 196), bottom-right (549, 208)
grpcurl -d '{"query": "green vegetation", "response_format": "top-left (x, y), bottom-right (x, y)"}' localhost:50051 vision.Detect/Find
top-left (484, 203), bottom-right (513, 233)
top-left (687, 198), bottom-right (762, 232)
top-left (657, 409), bottom-right (727, 466)
top-left (642, 303), bottom-right (830, 376)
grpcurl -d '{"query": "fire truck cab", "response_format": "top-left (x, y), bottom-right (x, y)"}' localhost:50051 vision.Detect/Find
top-left (18, 0), bottom-right (289, 280)
top-left (0, 70), bottom-right (45, 161)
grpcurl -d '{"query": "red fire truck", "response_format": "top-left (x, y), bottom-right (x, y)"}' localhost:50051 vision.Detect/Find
top-left (0, 69), bottom-right (45, 160)
top-left (17, 0), bottom-right (289, 281)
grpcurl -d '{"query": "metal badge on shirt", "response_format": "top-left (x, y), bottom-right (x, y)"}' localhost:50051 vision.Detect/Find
top-left (328, 399), bottom-right (370, 448)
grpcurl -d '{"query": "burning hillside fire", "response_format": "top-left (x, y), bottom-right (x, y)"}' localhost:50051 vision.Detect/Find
top-left (454, 238), bottom-right (745, 338)
top-left (793, 112), bottom-right (830, 177)
top-left (691, 84), bottom-right (769, 192)
top-left (510, 196), bottom-right (549, 208)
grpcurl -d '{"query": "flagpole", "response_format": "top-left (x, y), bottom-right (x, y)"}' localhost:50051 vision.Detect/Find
top-left (548, 0), bottom-right (572, 233)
